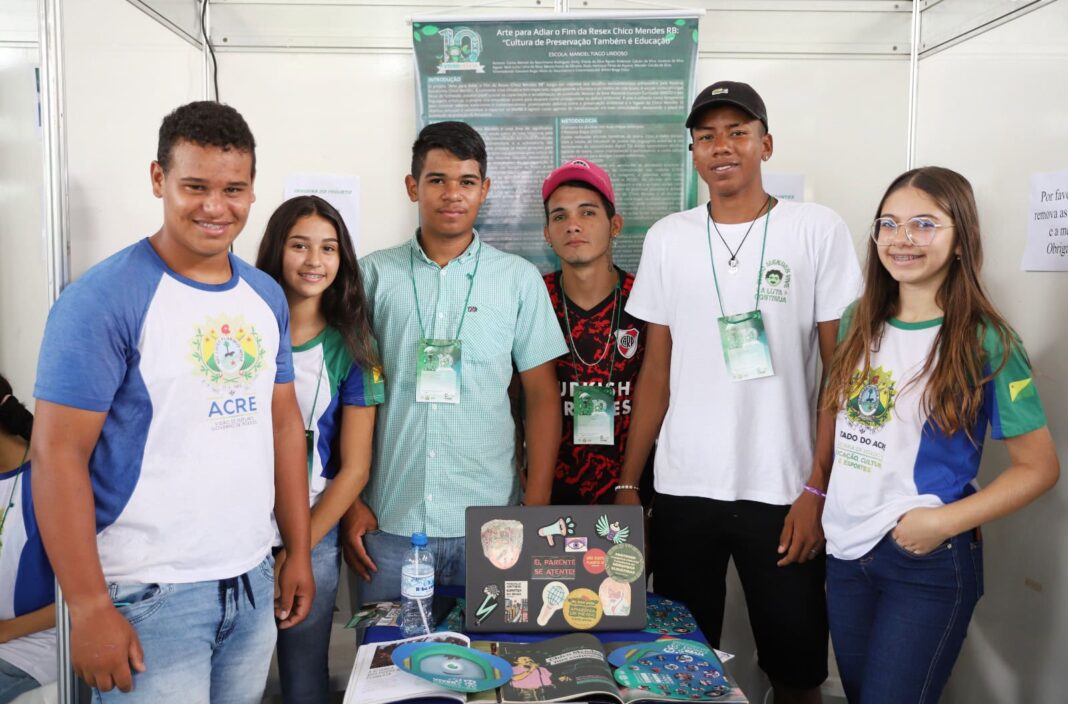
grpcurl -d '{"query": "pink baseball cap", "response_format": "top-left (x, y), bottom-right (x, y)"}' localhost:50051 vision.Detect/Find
top-left (541, 158), bottom-right (615, 207)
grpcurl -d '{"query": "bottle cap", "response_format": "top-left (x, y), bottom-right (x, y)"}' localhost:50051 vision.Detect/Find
top-left (411, 531), bottom-right (428, 547)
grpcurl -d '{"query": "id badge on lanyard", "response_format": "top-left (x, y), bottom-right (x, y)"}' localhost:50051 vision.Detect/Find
top-left (573, 384), bottom-right (615, 445)
top-left (717, 310), bottom-right (774, 381)
top-left (416, 338), bottom-right (462, 404)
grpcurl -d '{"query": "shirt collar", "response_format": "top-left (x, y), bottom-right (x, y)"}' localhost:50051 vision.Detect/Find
top-left (411, 229), bottom-right (481, 267)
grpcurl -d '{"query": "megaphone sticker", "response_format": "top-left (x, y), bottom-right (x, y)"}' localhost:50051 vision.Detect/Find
top-left (536, 516), bottom-right (576, 547)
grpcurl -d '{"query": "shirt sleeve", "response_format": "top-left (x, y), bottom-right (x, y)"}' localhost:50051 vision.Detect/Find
top-left (625, 222), bottom-right (670, 325)
top-left (340, 359), bottom-right (385, 407)
top-left (512, 263), bottom-right (568, 373)
top-left (274, 303), bottom-right (294, 384)
top-left (33, 278), bottom-right (142, 412)
top-left (982, 326), bottom-right (1046, 439)
top-left (814, 212), bottom-right (863, 323)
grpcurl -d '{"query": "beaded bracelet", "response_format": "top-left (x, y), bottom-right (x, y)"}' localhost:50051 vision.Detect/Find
top-left (803, 485), bottom-right (827, 499)
top-left (614, 484), bottom-right (641, 493)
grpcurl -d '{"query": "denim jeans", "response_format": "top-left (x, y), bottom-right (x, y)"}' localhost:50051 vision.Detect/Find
top-left (826, 531), bottom-right (983, 704)
top-left (357, 531), bottom-right (466, 604)
top-left (94, 555), bottom-right (277, 704)
top-left (0, 658), bottom-right (40, 704)
top-left (276, 525), bottom-right (340, 704)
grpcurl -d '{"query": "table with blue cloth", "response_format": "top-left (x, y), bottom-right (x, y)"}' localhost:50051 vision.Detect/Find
top-left (355, 586), bottom-right (719, 704)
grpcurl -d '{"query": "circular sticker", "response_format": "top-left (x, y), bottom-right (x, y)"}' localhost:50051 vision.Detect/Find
top-left (599, 577), bottom-right (631, 616)
top-left (583, 548), bottom-right (607, 575)
top-left (612, 650), bottom-right (729, 700)
top-left (562, 587), bottom-right (603, 630)
top-left (392, 642), bottom-right (512, 692)
top-left (604, 543), bottom-right (644, 584)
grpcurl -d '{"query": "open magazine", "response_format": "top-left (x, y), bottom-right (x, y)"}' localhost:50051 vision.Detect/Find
top-left (345, 632), bottom-right (747, 704)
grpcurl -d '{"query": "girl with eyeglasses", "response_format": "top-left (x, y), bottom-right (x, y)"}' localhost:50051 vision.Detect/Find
top-left (256, 196), bottom-right (384, 703)
top-left (819, 166), bottom-right (1059, 703)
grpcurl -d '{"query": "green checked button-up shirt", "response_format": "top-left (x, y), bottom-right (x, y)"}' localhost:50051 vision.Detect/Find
top-left (361, 232), bottom-right (568, 538)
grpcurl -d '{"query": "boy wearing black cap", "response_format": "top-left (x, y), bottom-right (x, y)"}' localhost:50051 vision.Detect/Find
top-left (620, 82), bottom-right (862, 702)
top-left (540, 159), bottom-right (652, 505)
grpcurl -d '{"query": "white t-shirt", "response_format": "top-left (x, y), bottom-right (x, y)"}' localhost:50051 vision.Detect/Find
top-left (823, 316), bottom-right (1047, 560)
top-left (627, 200), bottom-right (862, 505)
top-left (0, 461), bottom-right (56, 686)
top-left (34, 239), bottom-right (292, 583)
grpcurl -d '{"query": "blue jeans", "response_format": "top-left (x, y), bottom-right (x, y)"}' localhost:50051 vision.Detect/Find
top-left (358, 531), bottom-right (465, 604)
top-left (826, 531), bottom-right (983, 704)
top-left (94, 556), bottom-right (277, 704)
top-left (276, 525), bottom-right (340, 704)
top-left (0, 658), bottom-right (40, 704)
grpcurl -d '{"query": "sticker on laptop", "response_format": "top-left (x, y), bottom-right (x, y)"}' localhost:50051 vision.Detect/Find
top-left (480, 519), bottom-right (524, 570)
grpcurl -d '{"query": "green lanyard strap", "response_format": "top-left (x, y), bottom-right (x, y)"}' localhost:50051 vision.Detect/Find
top-left (705, 196), bottom-right (773, 318)
top-left (559, 274), bottom-right (623, 387)
top-left (0, 445), bottom-right (28, 542)
top-left (409, 240), bottom-right (483, 340)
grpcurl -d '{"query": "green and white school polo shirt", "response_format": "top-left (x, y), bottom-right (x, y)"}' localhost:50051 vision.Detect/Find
top-left (824, 313), bottom-right (1046, 560)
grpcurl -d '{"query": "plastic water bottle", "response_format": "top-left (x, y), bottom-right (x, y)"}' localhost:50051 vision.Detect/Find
top-left (400, 532), bottom-right (435, 637)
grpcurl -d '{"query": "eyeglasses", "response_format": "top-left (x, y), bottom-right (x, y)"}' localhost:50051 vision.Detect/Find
top-left (869, 217), bottom-right (952, 247)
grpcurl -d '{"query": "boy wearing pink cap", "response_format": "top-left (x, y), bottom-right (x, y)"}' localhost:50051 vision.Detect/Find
top-left (540, 159), bottom-right (652, 506)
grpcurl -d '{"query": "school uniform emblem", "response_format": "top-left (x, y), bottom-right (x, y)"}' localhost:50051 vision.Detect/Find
top-left (190, 314), bottom-right (265, 387)
top-left (615, 328), bottom-right (639, 359)
top-left (846, 366), bottom-right (896, 430)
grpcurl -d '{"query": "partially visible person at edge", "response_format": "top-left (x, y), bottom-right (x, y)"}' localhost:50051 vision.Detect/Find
top-left (256, 196), bottom-right (384, 703)
top-left (341, 121), bottom-right (567, 602)
top-left (30, 101), bottom-right (313, 702)
top-left (620, 81), bottom-right (862, 704)
top-left (0, 376), bottom-right (56, 703)
top-left (540, 158), bottom-right (653, 506)
top-left (821, 166), bottom-right (1059, 704)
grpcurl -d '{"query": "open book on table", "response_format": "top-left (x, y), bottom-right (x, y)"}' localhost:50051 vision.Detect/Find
top-left (344, 632), bottom-right (748, 704)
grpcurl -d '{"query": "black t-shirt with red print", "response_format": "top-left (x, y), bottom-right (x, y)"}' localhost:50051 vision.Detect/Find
top-left (543, 268), bottom-right (653, 505)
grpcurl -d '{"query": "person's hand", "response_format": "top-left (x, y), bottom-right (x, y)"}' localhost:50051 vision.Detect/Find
top-left (70, 601), bottom-right (145, 692)
top-left (777, 490), bottom-right (825, 566)
top-left (613, 488), bottom-right (642, 506)
top-left (892, 506), bottom-right (952, 556)
top-left (341, 498), bottom-right (379, 582)
top-left (276, 550), bottom-right (314, 629)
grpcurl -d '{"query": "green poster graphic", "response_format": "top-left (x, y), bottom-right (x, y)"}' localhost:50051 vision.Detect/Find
top-left (412, 14), bottom-right (700, 273)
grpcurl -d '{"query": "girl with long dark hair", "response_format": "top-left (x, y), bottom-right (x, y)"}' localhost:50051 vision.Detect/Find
top-left (821, 167), bottom-right (1059, 703)
top-left (256, 196), bottom-right (383, 703)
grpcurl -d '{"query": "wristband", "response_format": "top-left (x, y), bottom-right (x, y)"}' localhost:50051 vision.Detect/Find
top-left (803, 485), bottom-right (827, 499)
top-left (614, 484), bottom-right (641, 493)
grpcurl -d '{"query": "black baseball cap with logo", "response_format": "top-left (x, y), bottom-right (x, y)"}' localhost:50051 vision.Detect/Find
top-left (685, 81), bottom-right (768, 132)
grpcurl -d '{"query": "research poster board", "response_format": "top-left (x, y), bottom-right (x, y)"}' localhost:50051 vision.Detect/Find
top-left (412, 13), bottom-right (701, 273)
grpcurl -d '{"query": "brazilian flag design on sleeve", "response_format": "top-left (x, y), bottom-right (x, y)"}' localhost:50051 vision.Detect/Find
top-left (982, 324), bottom-right (1045, 439)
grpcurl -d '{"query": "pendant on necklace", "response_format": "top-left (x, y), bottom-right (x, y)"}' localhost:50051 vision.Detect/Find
top-left (727, 257), bottom-right (739, 274)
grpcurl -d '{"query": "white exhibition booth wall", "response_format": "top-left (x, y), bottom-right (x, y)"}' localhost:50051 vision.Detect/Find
top-left (1, 1), bottom-right (1066, 702)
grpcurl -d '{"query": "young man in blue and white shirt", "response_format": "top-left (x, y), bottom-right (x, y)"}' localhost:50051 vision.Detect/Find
top-left (31, 101), bottom-right (314, 702)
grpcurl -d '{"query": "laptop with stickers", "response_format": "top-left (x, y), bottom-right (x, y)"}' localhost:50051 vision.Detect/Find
top-left (464, 505), bottom-right (647, 632)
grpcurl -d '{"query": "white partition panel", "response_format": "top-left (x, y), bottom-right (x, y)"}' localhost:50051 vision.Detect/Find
top-left (62, 0), bottom-right (201, 278)
top-left (914, 3), bottom-right (1068, 703)
top-left (0, 45), bottom-right (47, 403)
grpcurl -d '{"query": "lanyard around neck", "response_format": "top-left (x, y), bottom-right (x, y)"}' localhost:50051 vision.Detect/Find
top-left (409, 239), bottom-right (483, 340)
top-left (559, 272), bottom-right (622, 387)
top-left (705, 199), bottom-right (772, 318)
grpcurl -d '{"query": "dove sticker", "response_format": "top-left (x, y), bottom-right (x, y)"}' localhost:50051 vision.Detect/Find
top-left (596, 514), bottom-right (630, 544)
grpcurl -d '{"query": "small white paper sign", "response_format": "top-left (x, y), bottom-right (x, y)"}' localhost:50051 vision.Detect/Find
top-left (1021, 168), bottom-right (1068, 272)
top-left (283, 173), bottom-right (361, 248)
top-left (763, 172), bottom-right (805, 203)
